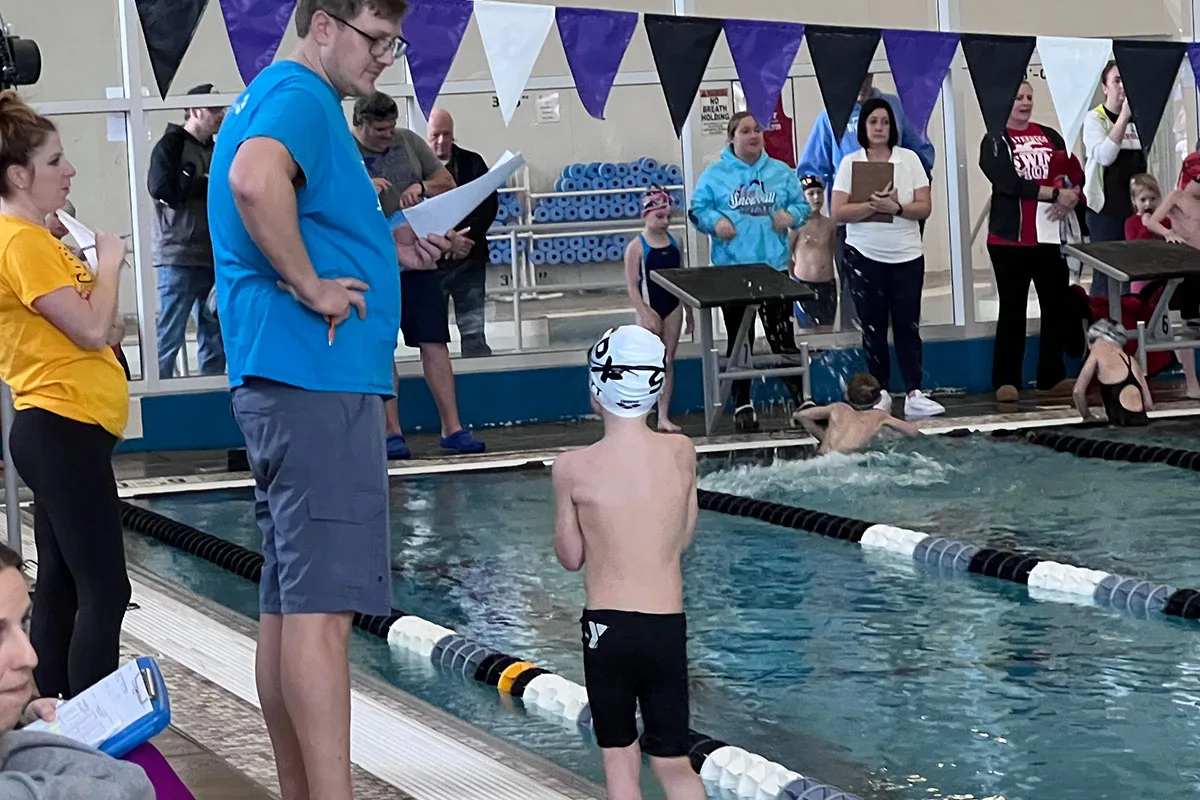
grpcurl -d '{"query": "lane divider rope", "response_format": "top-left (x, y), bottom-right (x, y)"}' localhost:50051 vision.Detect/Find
top-left (118, 501), bottom-right (861, 800)
top-left (696, 489), bottom-right (1198, 623)
top-left (1000, 427), bottom-right (1200, 472)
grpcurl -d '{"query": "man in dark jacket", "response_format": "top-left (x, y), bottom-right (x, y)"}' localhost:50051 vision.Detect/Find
top-left (427, 108), bottom-right (498, 357)
top-left (147, 83), bottom-right (226, 378)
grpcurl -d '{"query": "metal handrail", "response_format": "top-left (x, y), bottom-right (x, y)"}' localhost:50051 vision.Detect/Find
top-left (0, 383), bottom-right (21, 556)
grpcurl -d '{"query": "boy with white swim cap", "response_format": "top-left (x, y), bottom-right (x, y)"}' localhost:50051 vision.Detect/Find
top-left (553, 326), bottom-right (704, 800)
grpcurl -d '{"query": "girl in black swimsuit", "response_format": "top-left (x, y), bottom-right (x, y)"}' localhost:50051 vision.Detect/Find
top-left (1073, 320), bottom-right (1153, 426)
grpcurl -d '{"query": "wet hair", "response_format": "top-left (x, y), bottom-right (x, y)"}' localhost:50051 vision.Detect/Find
top-left (857, 97), bottom-right (898, 150)
top-left (0, 545), bottom-right (21, 573)
top-left (1101, 60), bottom-right (1119, 86)
top-left (0, 91), bottom-right (57, 200)
top-left (846, 373), bottom-right (882, 408)
top-left (726, 111), bottom-right (757, 141)
top-left (295, 0), bottom-right (408, 38)
top-left (352, 91), bottom-right (399, 126)
top-left (1130, 173), bottom-right (1161, 199)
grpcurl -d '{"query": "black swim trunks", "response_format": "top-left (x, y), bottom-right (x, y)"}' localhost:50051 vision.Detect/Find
top-left (580, 609), bottom-right (690, 757)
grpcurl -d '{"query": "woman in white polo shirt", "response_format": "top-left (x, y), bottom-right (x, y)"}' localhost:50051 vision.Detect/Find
top-left (831, 97), bottom-right (944, 418)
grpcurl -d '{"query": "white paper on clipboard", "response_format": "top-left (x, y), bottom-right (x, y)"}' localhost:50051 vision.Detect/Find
top-left (55, 210), bottom-right (98, 270)
top-left (24, 660), bottom-right (152, 749)
top-left (402, 151), bottom-right (524, 239)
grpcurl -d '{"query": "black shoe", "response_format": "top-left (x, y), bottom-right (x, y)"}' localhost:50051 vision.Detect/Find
top-left (734, 404), bottom-right (759, 433)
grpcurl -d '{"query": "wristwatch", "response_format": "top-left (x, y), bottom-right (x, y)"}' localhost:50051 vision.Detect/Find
top-left (1050, 187), bottom-right (1061, 204)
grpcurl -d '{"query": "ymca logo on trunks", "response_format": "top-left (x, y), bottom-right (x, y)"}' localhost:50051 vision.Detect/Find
top-left (586, 620), bottom-right (608, 649)
top-left (1010, 134), bottom-right (1052, 182)
top-left (728, 179), bottom-right (776, 217)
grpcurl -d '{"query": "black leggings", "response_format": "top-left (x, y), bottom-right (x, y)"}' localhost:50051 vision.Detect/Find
top-left (988, 243), bottom-right (1068, 390)
top-left (8, 408), bottom-right (129, 699)
top-left (721, 300), bottom-right (804, 408)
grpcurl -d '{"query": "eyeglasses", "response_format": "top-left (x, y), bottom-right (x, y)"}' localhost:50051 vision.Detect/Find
top-left (326, 13), bottom-right (409, 60)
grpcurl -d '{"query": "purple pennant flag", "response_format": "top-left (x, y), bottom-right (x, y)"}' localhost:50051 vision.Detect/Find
top-left (556, 7), bottom-right (638, 120)
top-left (723, 19), bottom-right (804, 133)
top-left (219, 0), bottom-right (298, 87)
top-left (1188, 42), bottom-right (1200, 87)
top-left (404, 0), bottom-right (474, 119)
top-left (882, 29), bottom-right (959, 142)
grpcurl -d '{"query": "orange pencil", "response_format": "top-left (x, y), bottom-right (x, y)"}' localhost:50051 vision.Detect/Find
top-left (327, 316), bottom-right (335, 346)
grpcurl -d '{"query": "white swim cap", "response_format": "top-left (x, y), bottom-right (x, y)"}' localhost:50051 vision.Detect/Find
top-left (588, 326), bottom-right (666, 418)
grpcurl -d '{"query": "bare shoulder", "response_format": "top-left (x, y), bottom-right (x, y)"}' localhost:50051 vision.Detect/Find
top-left (668, 434), bottom-right (697, 466)
top-left (552, 449), bottom-right (582, 483)
top-left (625, 237), bottom-right (643, 257)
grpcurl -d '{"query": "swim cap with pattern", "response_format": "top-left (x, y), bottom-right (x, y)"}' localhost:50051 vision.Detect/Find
top-left (588, 326), bottom-right (666, 418)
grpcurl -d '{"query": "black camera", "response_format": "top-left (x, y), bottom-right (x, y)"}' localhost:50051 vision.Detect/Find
top-left (0, 13), bottom-right (41, 90)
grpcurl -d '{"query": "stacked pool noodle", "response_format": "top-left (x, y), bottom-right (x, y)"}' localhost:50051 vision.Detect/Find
top-left (488, 158), bottom-right (684, 266)
top-left (488, 193), bottom-right (525, 266)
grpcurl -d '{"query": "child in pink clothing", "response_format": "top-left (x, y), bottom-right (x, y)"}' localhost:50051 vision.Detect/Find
top-left (1124, 173), bottom-right (1168, 294)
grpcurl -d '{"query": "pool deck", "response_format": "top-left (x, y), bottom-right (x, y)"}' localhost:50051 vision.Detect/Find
top-left (7, 384), bottom-right (1200, 798)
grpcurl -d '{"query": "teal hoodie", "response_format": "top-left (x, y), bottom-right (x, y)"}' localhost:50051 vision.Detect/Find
top-left (689, 147), bottom-right (810, 270)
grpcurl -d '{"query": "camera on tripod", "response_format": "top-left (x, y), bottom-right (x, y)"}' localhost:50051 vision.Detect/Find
top-left (0, 12), bottom-right (41, 90)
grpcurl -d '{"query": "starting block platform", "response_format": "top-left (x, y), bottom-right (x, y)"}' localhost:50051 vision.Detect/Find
top-left (650, 265), bottom-right (816, 435)
top-left (1067, 240), bottom-right (1200, 372)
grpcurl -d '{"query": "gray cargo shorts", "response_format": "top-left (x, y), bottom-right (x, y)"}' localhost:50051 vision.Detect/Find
top-left (231, 378), bottom-right (391, 616)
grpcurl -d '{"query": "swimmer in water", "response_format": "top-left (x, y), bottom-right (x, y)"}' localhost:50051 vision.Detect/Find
top-left (792, 373), bottom-right (920, 454)
top-left (552, 325), bottom-right (705, 800)
top-left (789, 175), bottom-right (838, 330)
top-left (1074, 319), bottom-right (1153, 426)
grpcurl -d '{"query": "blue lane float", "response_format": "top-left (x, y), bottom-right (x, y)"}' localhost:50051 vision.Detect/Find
top-left (115, 501), bottom-right (855, 800)
top-left (695, 489), bottom-right (1200, 625)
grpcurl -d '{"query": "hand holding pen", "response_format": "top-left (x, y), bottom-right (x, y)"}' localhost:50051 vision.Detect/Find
top-left (276, 277), bottom-right (369, 345)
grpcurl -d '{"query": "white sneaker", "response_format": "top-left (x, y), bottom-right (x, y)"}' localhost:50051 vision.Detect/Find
top-left (905, 390), bottom-right (945, 418)
top-left (873, 390), bottom-right (892, 411)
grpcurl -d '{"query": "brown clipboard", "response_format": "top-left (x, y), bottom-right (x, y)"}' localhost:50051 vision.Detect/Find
top-left (849, 161), bottom-right (895, 224)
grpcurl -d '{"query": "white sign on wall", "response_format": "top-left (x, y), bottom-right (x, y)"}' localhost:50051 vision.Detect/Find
top-left (536, 92), bottom-right (561, 124)
top-left (700, 88), bottom-right (732, 137)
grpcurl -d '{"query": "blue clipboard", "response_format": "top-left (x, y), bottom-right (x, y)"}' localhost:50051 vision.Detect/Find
top-left (99, 656), bottom-right (171, 758)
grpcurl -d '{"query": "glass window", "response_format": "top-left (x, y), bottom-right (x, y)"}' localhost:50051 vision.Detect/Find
top-left (9, 0), bottom-right (123, 102)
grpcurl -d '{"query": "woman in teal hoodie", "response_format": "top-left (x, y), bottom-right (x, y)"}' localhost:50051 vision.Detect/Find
top-left (689, 112), bottom-right (811, 431)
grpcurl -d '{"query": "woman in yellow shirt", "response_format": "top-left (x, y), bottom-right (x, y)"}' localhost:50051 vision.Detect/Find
top-left (0, 91), bottom-right (131, 699)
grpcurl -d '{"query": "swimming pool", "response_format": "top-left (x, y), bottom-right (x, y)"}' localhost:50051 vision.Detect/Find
top-left (129, 432), bottom-right (1200, 800)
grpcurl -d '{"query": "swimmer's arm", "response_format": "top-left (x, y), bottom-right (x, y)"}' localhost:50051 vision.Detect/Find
top-left (882, 416), bottom-right (920, 438)
top-left (792, 406), bottom-right (830, 441)
top-left (681, 443), bottom-right (699, 550)
top-left (1136, 368), bottom-right (1155, 411)
top-left (1073, 356), bottom-right (1098, 418)
top-left (551, 458), bottom-right (585, 572)
top-left (228, 138), bottom-right (322, 303)
top-left (1147, 192), bottom-right (1179, 239)
top-left (622, 239), bottom-right (652, 316)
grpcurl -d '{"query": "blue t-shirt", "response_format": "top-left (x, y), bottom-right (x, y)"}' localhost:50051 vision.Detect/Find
top-left (209, 61), bottom-right (400, 395)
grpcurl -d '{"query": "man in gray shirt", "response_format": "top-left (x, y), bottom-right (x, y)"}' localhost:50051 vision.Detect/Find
top-left (148, 83), bottom-right (227, 378)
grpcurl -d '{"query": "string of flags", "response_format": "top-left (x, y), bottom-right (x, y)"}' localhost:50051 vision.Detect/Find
top-left (133, 0), bottom-right (1200, 155)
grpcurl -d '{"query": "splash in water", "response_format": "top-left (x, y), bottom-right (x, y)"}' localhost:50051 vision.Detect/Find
top-left (699, 449), bottom-right (954, 496)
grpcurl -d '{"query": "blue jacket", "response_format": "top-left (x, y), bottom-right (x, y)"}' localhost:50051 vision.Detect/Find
top-left (689, 147), bottom-right (810, 270)
top-left (796, 89), bottom-right (936, 190)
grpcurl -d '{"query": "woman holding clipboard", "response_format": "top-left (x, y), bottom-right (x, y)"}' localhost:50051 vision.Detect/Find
top-left (831, 97), bottom-right (944, 418)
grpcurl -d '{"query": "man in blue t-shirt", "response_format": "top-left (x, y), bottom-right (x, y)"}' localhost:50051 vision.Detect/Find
top-left (207, 2), bottom-right (448, 797)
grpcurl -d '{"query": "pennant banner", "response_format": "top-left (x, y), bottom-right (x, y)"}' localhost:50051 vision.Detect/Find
top-left (1113, 39), bottom-right (1187, 157)
top-left (218, 0), bottom-right (296, 87)
top-left (882, 29), bottom-right (958, 143)
top-left (403, 0), bottom-right (473, 119)
top-left (806, 26), bottom-right (882, 140)
top-left (1189, 42), bottom-right (1200, 88)
top-left (136, 0), bottom-right (211, 97)
top-left (960, 33), bottom-right (1036, 135)
top-left (644, 14), bottom-right (724, 137)
top-left (762, 96), bottom-right (796, 168)
top-left (1037, 36), bottom-right (1113, 149)
top-left (556, 7), bottom-right (638, 120)
top-left (475, 0), bottom-right (556, 125)
top-left (723, 18), bottom-right (804, 135)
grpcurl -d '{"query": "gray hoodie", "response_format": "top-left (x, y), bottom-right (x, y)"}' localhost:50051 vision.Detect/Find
top-left (0, 730), bottom-right (153, 799)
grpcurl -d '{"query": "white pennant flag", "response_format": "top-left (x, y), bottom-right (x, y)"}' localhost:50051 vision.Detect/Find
top-left (475, 1), bottom-right (555, 126)
top-left (1037, 36), bottom-right (1114, 149)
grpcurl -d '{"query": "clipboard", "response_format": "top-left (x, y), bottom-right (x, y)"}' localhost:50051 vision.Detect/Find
top-left (24, 657), bottom-right (171, 758)
top-left (849, 161), bottom-right (895, 224)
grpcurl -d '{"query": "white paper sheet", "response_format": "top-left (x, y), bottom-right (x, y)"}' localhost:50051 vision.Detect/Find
top-left (24, 660), bottom-right (152, 749)
top-left (55, 210), bottom-right (98, 270)
top-left (402, 151), bottom-right (526, 239)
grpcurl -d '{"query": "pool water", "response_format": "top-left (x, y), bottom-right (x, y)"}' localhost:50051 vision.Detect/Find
top-left (135, 436), bottom-right (1200, 799)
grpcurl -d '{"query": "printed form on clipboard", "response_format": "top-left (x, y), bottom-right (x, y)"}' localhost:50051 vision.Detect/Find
top-left (24, 657), bottom-right (171, 757)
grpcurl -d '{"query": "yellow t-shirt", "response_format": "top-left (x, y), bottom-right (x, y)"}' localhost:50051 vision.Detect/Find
top-left (0, 216), bottom-right (128, 438)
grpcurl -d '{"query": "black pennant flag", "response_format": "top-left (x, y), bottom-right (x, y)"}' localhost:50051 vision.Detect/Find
top-left (1113, 39), bottom-right (1187, 158)
top-left (135, 0), bottom-right (210, 98)
top-left (960, 34), bottom-right (1035, 135)
top-left (644, 14), bottom-right (723, 137)
top-left (805, 26), bottom-right (882, 140)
